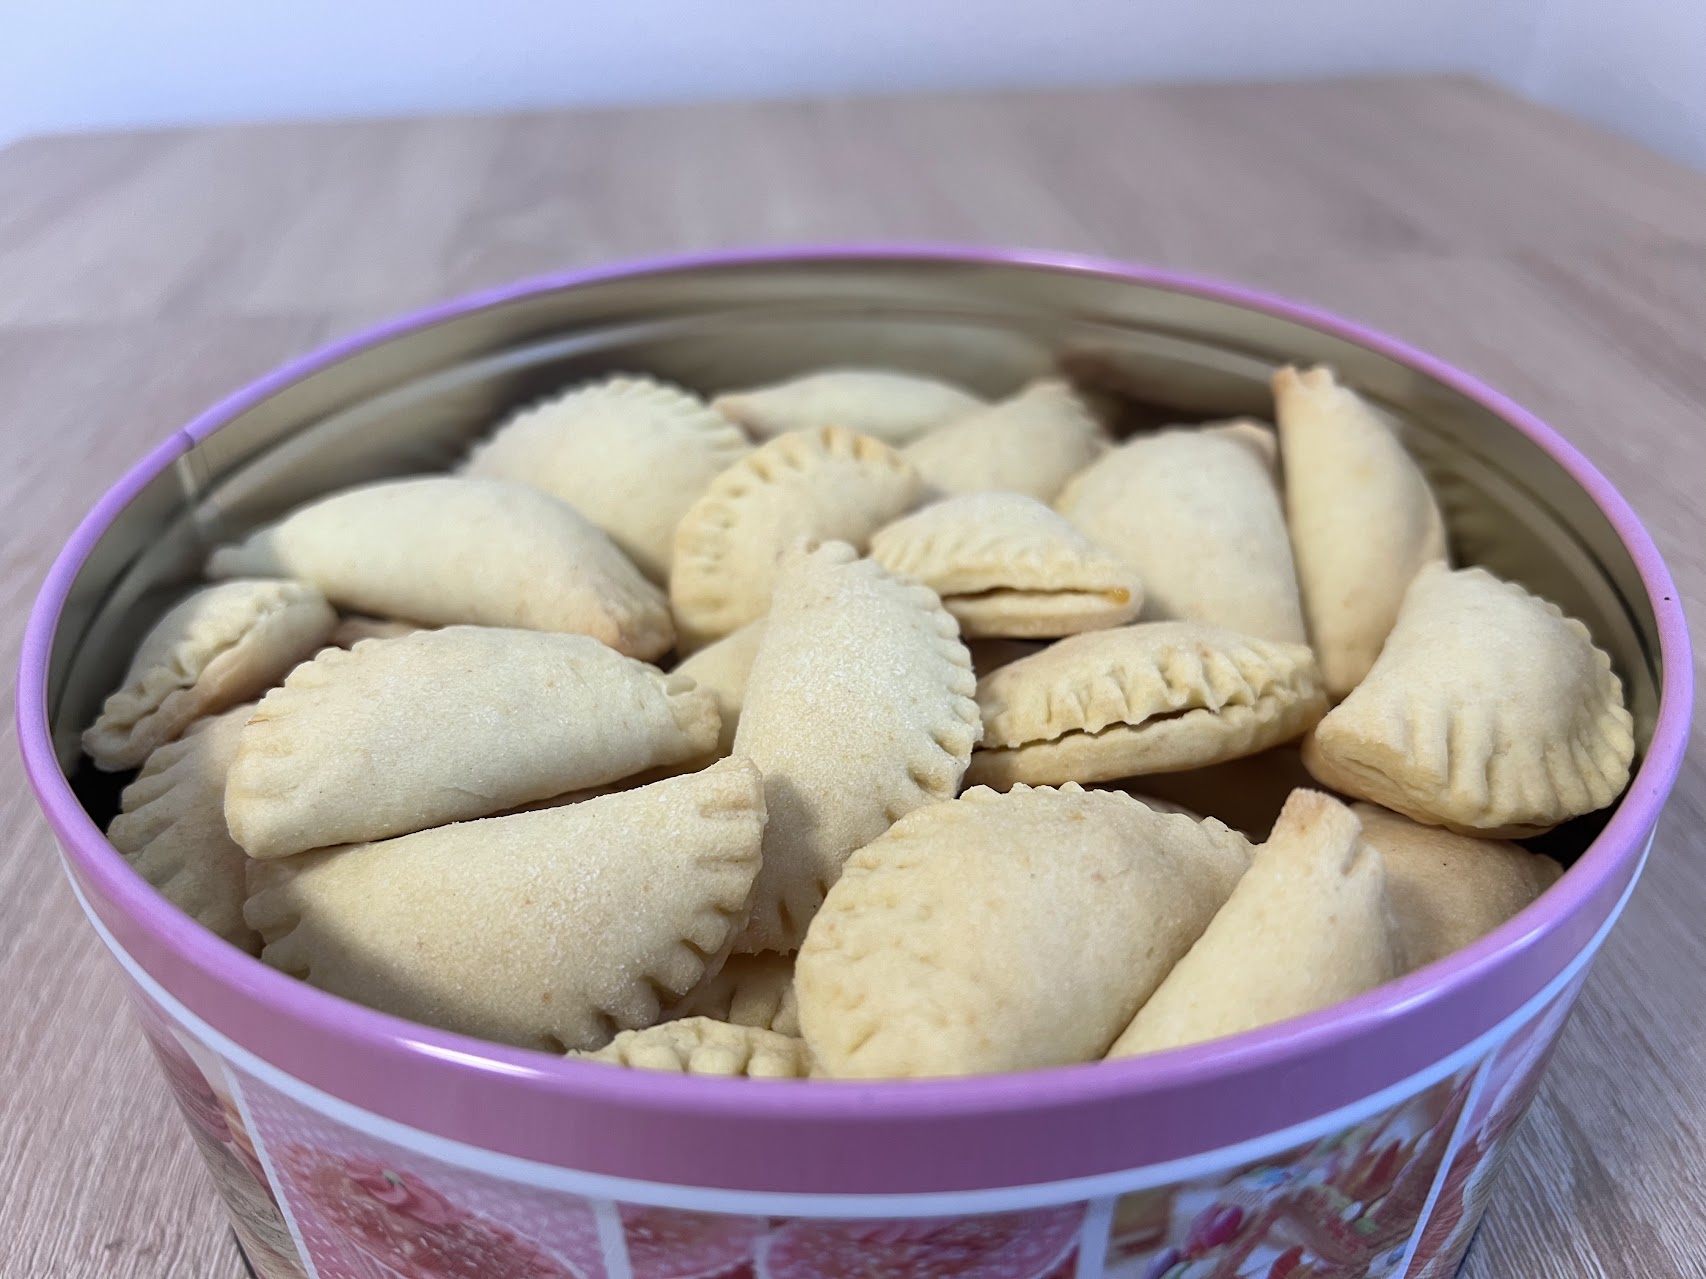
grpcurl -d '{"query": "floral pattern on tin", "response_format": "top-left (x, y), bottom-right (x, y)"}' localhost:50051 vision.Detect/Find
top-left (1405, 975), bottom-right (1586, 1278)
top-left (126, 986), bottom-right (307, 1278)
top-left (1103, 1069), bottom-right (1476, 1278)
top-left (238, 1070), bottom-right (610, 1279)
top-left (748, 1205), bottom-right (1082, 1279)
top-left (200, 970), bottom-right (1584, 1279)
top-left (618, 1205), bottom-right (767, 1278)
top-left (238, 1063), bottom-right (1086, 1279)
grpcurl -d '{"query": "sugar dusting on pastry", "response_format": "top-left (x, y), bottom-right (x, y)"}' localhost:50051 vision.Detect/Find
top-left (82, 355), bottom-right (1626, 1078)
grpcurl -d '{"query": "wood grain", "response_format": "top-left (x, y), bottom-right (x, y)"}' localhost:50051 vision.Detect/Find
top-left (0, 74), bottom-right (1700, 1279)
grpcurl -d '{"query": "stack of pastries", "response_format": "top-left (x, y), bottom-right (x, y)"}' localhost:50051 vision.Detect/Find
top-left (84, 363), bottom-right (1635, 1078)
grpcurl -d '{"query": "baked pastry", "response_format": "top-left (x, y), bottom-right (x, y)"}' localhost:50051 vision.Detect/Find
top-left (207, 477), bottom-right (673, 659)
top-left (572, 1017), bottom-right (810, 1078)
top-left (463, 374), bottom-right (749, 582)
top-left (1302, 564), bottom-right (1634, 836)
top-left (1056, 421), bottom-right (1306, 643)
top-left (84, 333), bottom-right (1641, 1080)
top-left (1354, 802), bottom-right (1562, 970)
top-left (245, 758), bottom-right (767, 1051)
top-left (83, 580), bottom-right (333, 771)
top-left (671, 620), bottom-right (765, 758)
top-left (670, 427), bottom-right (922, 648)
top-left (796, 783), bottom-right (1252, 1077)
top-left (107, 704), bottom-right (260, 952)
top-left (225, 627), bottom-right (719, 859)
top-left (967, 622), bottom-right (1326, 788)
top-left (731, 542), bottom-right (979, 952)
top-left (673, 951), bottom-right (799, 1036)
top-left (713, 368), bottom-right (984, 444)
top-left (869, 492), bottom-right (1142, 638)
top-left (1274, 365), bottom-right (1448, 697)
top-left (1107, 789), bottom-right (1400, 1057)
top-left (903, 380), bottom-right (1106, 502)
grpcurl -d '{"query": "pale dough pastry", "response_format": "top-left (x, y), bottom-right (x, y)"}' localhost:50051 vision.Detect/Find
top-left (671, 619), bottom-right (765, 758)
top-left (713, 367), bottom-right (985, 445)
top-left (868, 492), bottom-right (1143, 638)
top-left (903, 379), bottom-right (1107, 502)
top-left (83, 580), bottom-right (334, 771)
top-left (1354, 802), bottom-right (1562, 971)
top-left (673, 952), bottom-right (799, 1036)
top-left (107, 704), bottom-right (260, 952)
top-left (1108, 789), bottom-right (1400, 1057)
top-left (1302, 563), bottom-right (1634, 836)
top-left (206, 476), bottom-right (673, 660)
top-left (1274, 365), bottom-right (1448, 698)
top-left (1056, 421), bottom-right (1306, 643)
top-left (796, 783), bottom-right (1253, 1077)
top-left (463, 374), bottom-right (750, 582)
top-left (225, 627), bottom-right (720, 859)
top-left (571, 1017), bottom-right (810, 1078)
top-left (670, 427), bottom-right (923, 648)
top-left (967, 622), bottom-right (1326, 788)
top-left (329, 616), bottom-right (423, 647)
top-left (245, 758), bottom-right (767, 1052)
top-left (731, 541), bottom-right (980, 953)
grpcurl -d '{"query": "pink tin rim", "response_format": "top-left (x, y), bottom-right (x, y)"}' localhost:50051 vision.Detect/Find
top-left (16, 243), bottom-right (1693, 1128)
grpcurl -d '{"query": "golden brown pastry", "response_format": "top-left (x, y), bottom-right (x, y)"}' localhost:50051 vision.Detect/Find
top-left (902, 380), bottom-right (1107, 502)
top-left (107, 704), bottom-right (260, 952)
top-left (225, 627), bottom-right (719, 859)
top-left (796, 784), bottom-right (1252, 1077)
top-left (731, 542), bottom-right (979, 953)
top-left (462, 374), bottom-right (750, 582)
top-left (967, 622), bottom-right (1326, 788)
top-left (83, 580), bottom-right (334, 771)
top-left (1108, 790), bottom-right (1400, 1057)
top-left (670, 427), bottom-right (923, 648)
top-left (1354, 802), bottom-right (1562, 970)
top-left (206, 477), bottom-right (673, 660)
top-left (712, 368), bottom-right (984, 445)
top-left (671, 619), bottom-right (765, 758)
top-left (868, 492), bottom-right (1143, 638)
top-left (245, 758), bottom-right (767, 1052)
top-left (1056, 421), bottom-right (1306, 643)
top-left (1302, 564), bottom-right (1634, 836)
top-left (1274, 365), bottom-right (1448, 698)
top-left (673, 952), bottom-right (799, 1036)
top-left (571, 1017), bottom-right (811, 1078)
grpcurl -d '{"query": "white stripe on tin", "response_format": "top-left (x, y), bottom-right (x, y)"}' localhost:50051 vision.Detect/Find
top-left (217, 1058), bottom-right (326, 1279)
top-left (1073, 1196), bottom-right (1116, 1278)
top-left (1393, 1046), bottom-right (1498, 1278)
top-left (592, 1198), bottom-right (634, 1279)
top-left (64, 830), bottom-right (1651, 1219)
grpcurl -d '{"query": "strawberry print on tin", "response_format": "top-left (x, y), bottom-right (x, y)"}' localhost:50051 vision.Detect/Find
top-left (237, 1070), bottom-right (611, 1279)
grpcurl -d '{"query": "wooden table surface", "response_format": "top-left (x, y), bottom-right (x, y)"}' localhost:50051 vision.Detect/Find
top-left (1, 74), bottom-right (1701, 1278)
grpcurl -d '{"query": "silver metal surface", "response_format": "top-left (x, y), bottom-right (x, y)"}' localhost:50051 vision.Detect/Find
top-left (47, 256), bottom-right (1664, 791)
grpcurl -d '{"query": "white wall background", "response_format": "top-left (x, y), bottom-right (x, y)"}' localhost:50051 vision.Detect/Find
top-left (1520, 0), bottom-right (1706, 169)
top-left (0, 0), bottom-right (1700, 169)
